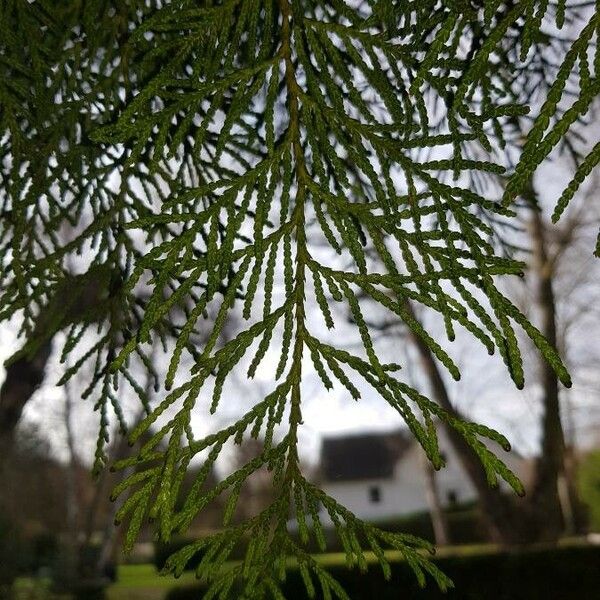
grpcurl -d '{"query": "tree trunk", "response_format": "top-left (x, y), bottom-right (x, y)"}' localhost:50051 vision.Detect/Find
top-left (421, 450), bottom-right (450, 546)
top-left (91, 429), bottom-right (136, 579)
top-left (403, 300), bottom-right (522, 544)
top-left (0, 340), bottom-right (53, 454)
top-left (63, 378), bottom-right (81, 588)
top-left (77, 418), bottom-right (140, 584)
top-left (524, 190), bottom-right (568, 541)
top-left (0, 266), bottom-right (113, 448)
top-left (85, 349), bottom-right (155, 580)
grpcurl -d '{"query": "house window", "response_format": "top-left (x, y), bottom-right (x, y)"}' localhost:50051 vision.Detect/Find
top-left (369, 486), bottom-right (381, 504)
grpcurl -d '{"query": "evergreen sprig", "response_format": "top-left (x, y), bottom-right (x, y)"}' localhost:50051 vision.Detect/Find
top-left (1, 1), bottom-right (599, 598)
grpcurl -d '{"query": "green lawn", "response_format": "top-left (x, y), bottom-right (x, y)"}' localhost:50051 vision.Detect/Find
top-left (107, 565), bottom-right (198, 600)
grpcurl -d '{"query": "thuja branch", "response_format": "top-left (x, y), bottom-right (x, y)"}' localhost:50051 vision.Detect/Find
top-left (279, 0), bottom-right (307, 478)
top-left (4, 2), bottom-right (599, 599)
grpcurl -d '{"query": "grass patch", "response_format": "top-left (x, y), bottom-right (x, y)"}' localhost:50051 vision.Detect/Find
top-left (107, 564), bottom-right (198, 600)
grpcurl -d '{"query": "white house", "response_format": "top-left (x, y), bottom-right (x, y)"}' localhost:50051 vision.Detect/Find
top-left (317, 426), bottom-right (526, 523)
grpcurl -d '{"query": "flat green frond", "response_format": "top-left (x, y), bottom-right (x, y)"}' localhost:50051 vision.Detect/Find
top-left (3, 1), bottom-right (598, 598)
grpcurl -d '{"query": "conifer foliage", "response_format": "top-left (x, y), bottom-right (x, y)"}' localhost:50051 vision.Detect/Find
top-left (1, 1), bottom-right (599, 598)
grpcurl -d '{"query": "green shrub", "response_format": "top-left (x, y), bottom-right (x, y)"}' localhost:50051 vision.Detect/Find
top-left (71, 582), bottom-right (106, 600)
top-left (374, 504), bottom-right (485, 546)
top-left (30, 534), bottom-right (59, 572)
top-left (154, 539), bottom-right (206, 573)
top-left (165, 585), bottom-right (208, 600)
top-left (578, 450), bottom-right (600, 532)
top-left (0, 518), bottom-right (28, 586)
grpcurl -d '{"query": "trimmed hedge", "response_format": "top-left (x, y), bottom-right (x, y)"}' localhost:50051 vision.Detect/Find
top-left (371, 504), bottom-right (486, 547)
top-left (155, 534), bottom-right (252, 571)
top-left (157, 507), bottom-right (484, 573)
top-left (154, 539), bottom-right (205, 572)
top-left (164, 544), bottom-right (600, 600)
top-left (288, 506), bottom-right (485, 556)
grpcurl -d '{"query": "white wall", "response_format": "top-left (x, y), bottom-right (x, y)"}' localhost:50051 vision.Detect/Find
top-left (319, 427), bottom-right (506, 522)
top-left (318, 426), bottom-right (528, 524)
top-left (322, 473), bottom-right (424, 522)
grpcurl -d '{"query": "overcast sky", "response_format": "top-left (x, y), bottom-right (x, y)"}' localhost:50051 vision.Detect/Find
top-left (2, 9), bottom-right (600, 474)
top-left (3, 156), bottom-right (599, 476)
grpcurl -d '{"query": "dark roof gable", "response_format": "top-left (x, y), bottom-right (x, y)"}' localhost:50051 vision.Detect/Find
top-left (320, 429), bottom-right (411, 482)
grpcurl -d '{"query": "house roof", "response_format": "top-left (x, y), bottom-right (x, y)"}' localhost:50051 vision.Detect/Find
top-left (320, 429), bottom-right (411, 482)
